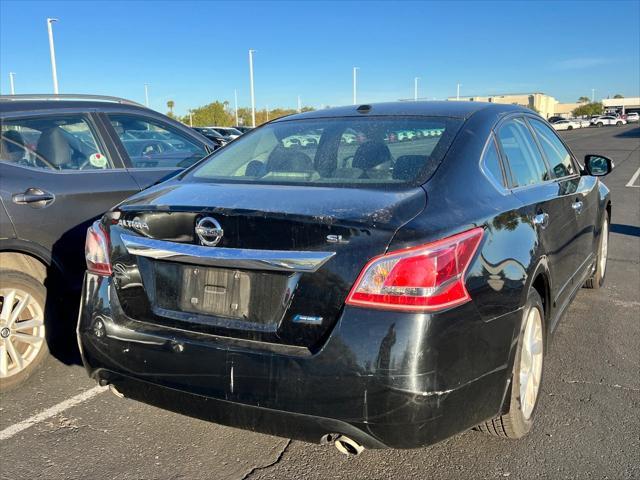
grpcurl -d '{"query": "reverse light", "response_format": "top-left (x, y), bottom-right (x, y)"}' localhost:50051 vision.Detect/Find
top-left (85, 220), bottom-right (112, 276)
top-left (346, 227), bottom-right (484, 312)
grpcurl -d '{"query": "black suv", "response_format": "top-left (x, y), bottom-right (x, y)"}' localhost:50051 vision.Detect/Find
top-left (0, 94), bottom-right (215, 390)
top-left (78, 102), bottom-right (612, 453)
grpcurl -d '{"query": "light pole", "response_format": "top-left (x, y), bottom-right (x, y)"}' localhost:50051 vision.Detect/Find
top-left (266, 105), bottom-right (269, 122)
top-left (47, 18), bottom-right (59, 94)
top-left (591, 88), bottom-right (595, 103)
top-left (297, 95), bottom-right (301, 113)
top-left (144, 83), bottom-right (149, 107)
top-left (8, 72), bottom-right (16, 95)
top-left (234, 89), bottom-right (239, 126)
top-left (249, 49), bottom-right (256, 127)
top-left (189, 110), bottom-right (193, 127)
top-left (457, 83), bottom-right (462, 101)
top-left (414, 77), bottom-right (420, 101)
top-left (353, 67), bottom-right (359, 105)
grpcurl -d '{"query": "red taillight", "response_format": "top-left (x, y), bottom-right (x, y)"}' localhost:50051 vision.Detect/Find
top-left (346, 227), bottom-right (484, 312)
top-left (85, 220), bottom-right (112, 276)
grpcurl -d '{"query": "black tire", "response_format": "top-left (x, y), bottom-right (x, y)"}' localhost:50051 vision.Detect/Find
top-left (596, 122), bottom-right (603, 127)
top-left (585, 214), bottom-right (609, 289)
top-left (567, 125), bottom-right (573, 130)
top-left (477, 289), bottom-right (545, 439)
top-left (616, 121), bottom-right (622, 126)
top-left (0, 270), bottom-right (50, 392)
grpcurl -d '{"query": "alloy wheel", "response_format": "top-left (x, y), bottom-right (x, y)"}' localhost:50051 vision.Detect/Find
top-left (0, 287), bottom-right (46, 379)
top-left (518, 306), bottom-right (544, 420)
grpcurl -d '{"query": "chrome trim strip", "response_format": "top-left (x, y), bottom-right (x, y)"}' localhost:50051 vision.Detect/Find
top-left (121, 234), bottom-right (335, 273)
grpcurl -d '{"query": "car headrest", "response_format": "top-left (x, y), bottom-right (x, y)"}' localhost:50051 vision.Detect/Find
top-left (0, 130), bottom-right (26, 160)
top-left (36, 127), bottom-right (72, 167)
top-left (266, 147), bottom-right (313, 172)
top-left (352, 141), bottom-right (392, 170)
top-left (393, 155), bottom-right (429, 181)
top-left (245, 160), bottom-right (266, 177)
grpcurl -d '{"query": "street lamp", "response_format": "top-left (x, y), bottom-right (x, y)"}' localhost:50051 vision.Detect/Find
top-left (144, 83), bottom-right (150, 107)
top-left (353, 67), bottom-right (359, 105)
top-left (249, 49), bottom-right (256, 127)
top-left (457, 83), bottom-right (462, 101)
top-left (8, 72), bottom-right (16, 95)
top-left (47, 18), bottom-right (59, 94)
top-left (297, 95), bottom-right (301, 113)
top-left (591, 88), bottom-right (595, 103)
top-left (414, 77), bottom-right (420, 101)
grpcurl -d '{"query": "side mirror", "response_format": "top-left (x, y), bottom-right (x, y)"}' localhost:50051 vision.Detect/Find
top-left (584, 154), bottom-right (614, 176)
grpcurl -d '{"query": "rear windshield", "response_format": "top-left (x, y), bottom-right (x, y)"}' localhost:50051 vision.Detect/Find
top-left (187, 116), bottom-right (462, 187)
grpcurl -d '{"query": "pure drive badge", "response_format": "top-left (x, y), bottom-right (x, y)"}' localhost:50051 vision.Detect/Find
top-left (196, 217), bottom-right (224, 246)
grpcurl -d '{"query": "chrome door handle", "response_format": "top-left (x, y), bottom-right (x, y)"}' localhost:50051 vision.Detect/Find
top-left (572, 200), bottom-right (584, 215)
top-left (533, 212), bottom-right (549, 229)
top-left (12, 188), bottom-right (55, 207)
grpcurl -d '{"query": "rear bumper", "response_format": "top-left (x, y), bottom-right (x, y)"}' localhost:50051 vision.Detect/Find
top-left (78, 273), bottom-right (521, 449)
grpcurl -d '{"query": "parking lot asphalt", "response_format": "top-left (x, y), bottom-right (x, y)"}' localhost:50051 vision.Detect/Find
top-left (1, 125), bottom-right (638, 480)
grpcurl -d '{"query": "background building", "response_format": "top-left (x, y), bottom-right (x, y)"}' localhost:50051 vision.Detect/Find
top-left (447, 92), bottom-right (580, 119)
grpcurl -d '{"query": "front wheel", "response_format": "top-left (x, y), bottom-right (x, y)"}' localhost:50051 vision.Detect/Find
top-left (0, 270), bottom-right (49, 391)
top-left (567, 125), bottom-right (573, 130)
top-left (616, 121), bottom-right (623, 126)
top-left (477, 289), bottom-right (545, 438)
top-left (585, 214), bottom-right (609, 289)
top-left (596, 122), bottom-right (603, 127)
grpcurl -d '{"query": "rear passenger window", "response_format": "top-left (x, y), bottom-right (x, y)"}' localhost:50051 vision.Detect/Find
top-left (108, 114), bottom-right (208, 169)
top-left (497, 118), bottom-right (550, 187)
top-left (1, 116), bottom-right (112, 171)
top-left (482, 138), bottom-right (504, 188)
top-left (528, 119), bottom-right (577, 178)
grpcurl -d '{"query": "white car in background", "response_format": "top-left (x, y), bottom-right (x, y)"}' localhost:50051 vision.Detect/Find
top-left (625, 112), bottom-right (639, 123)
top-left (551, 119), bottom-right (581, 131)
top-left (590, 116), bottom-right (626, 127)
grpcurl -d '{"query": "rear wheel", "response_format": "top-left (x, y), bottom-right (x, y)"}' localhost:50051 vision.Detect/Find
top-left (0, 270), bottom-right (49, 391)
top-left (567, 125), bottom-right (573, 130)
top-left (478, 289), bottom-right (544, 438)
top-left (596, 122), bottom-right (603, 127)
top-left (616, 121), bottom-right (623, 126)
top-left (585, 214), bottom-right (609, 289)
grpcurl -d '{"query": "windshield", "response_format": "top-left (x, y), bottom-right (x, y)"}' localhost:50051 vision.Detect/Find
top-left (187, 116), bottom-right (463, 187)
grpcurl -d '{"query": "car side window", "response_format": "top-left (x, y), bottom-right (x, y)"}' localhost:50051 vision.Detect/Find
top-left (528, 119), bottom-right (577, 178)
top-left (107, 114), bottom-right (208, 169)
top-left (497, 118), bottom-right (550, 187)
top-left (1, 115), bottom-right (112, 171)
top-left (482, 137), bottom-right (505, 188)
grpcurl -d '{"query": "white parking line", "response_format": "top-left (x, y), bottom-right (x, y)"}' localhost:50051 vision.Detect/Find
top-left (627, 166), bottom-right (640, 187)
top-left (0, 385), bottom-right (107, 441)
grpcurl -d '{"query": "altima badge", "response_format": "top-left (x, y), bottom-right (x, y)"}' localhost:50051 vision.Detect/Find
top-left (196, 217), bottom-right (224, 246)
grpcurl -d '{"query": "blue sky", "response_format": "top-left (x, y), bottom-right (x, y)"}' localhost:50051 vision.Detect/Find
top-left (1, 1), bottom-right (639, 116)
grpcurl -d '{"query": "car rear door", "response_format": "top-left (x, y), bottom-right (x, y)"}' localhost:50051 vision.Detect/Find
top-left (527, 117), bottom-right (598, 281)
top-left (97, 111), bottom-right (214, 190)
top-left (0, 111), bottom-right (140, 290)
top-left (495, 116), bottom-right (580, 312)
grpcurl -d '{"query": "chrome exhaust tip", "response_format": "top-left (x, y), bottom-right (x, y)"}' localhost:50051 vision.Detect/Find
top-left (108, 384), bottom-right (125, 398)
top-left (334, 435), bottom-right (364, 456)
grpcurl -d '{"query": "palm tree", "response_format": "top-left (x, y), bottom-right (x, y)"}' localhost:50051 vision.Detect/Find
top-left (167, 100), bottom-right (175, 114)
top-left (578, 96), bottom-right (590, 103)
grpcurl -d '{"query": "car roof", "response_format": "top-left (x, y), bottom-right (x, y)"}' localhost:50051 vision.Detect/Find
top-left (272, 101), bottom-right (527, 123)
top-left (0, 99), bottom-right (153, 115)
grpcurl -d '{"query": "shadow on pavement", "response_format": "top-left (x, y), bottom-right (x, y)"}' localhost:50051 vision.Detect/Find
top-left (611, 224), bottom-right (640, 238)
top-left (614, 127), bottom-right (640, 138)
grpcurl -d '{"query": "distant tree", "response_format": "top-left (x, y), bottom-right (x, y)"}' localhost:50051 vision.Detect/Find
top-left (573, 102), bottom-right (604, 117)
top-left (167, 100), bottom-right (175, 114)
top-left (577, 96), bottom-right (590, 103)
top-left (613, 94), bottom-right (624, 99)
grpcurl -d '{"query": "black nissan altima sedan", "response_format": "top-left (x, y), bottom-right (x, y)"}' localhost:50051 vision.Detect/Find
top-left (77, 101), bottom-right (613, 454)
